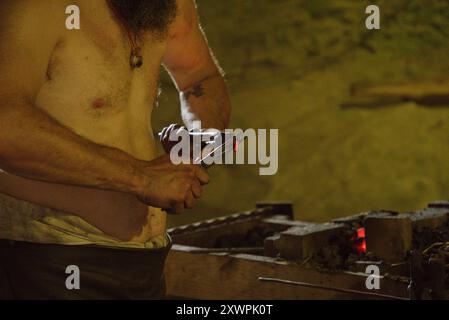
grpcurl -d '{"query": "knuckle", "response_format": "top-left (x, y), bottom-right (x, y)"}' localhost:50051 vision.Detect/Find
top-left (174, 193), bottom-right (184, 203)
top-left (181, 166), bottom-right (191, 174)
top-left (182, 180), bottom-right (191, 190)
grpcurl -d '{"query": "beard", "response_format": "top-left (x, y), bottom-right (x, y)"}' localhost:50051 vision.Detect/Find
top-left (108, 0), bottom-right (178, 38)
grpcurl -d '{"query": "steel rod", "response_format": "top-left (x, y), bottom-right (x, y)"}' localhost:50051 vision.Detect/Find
top-left (258, 277), bottom-right (409, 300)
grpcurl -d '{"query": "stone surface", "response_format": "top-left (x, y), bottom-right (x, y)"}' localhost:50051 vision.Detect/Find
top-left (407, 208), bottom-right (449, 230)
top-left (365, 212), bottom-right (412, 262)
top-left (275, 222), bottom-right (346, 260)
top-left (264, 234), bottom-right (281, 257)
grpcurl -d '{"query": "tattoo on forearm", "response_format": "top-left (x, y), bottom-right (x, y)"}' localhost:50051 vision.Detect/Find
top-left (184, 83), bottom-right (205, 99)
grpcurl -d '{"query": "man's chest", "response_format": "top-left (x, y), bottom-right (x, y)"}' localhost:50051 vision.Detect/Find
top-left (36, 10), bottom-right (167, 125)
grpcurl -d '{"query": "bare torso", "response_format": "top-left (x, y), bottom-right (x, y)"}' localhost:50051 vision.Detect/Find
top-left (0, 1), bottom-right (169, 242)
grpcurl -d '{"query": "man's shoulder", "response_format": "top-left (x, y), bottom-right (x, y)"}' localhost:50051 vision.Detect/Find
top-left (1, 0), bottom-right (69, 28)
top-left (168, 0), bottom-right (198, 39)
top-left (0, 0), bottom-right (73, 46)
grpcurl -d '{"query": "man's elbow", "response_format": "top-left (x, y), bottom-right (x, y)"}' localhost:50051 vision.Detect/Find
top-left (175, 63), bottom-right (220, 92)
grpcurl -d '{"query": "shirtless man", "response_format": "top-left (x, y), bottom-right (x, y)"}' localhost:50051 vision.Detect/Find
top-left (0, 0), bottom-right (230, 299)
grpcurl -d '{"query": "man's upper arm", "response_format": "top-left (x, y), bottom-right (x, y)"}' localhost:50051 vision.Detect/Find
top-left (0, 1), bottom-right (63, 103)
top-left (162, 0), bottom-right (220, 91)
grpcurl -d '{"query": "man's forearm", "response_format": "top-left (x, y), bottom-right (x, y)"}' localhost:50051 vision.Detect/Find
top-left (179, 72), bottom-right (231, 130)
top-left (0, 99), bottom-right (143, 194)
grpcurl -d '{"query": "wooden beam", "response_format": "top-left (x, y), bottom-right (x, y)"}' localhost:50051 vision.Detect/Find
top-left (165, 245), bottom-right (409, 300)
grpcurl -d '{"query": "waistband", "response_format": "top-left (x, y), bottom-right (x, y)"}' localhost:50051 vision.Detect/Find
top-left (0, 192), bottom-right (169, 249)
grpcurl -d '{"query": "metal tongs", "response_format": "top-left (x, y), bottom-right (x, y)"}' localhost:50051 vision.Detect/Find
top-left (158, 129), bottom-right (245, 169)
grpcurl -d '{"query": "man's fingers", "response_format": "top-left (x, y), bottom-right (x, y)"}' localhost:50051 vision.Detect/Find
top-left (160, 127), bottom-right (168, 141)
top-left (168, 202), bottom-right (185, 215)
top-left (161, 124), bottom-right (177, 141)
top-left (162, 124), bottom-right (173, 141)
top-left (168, 124), bottom-right (184, 140)
top-left (184, 190), bottom-right (196, 209)
top-left (191, 180), bottom-right (202, 199)
top-left (175, 125), bottom-right (185, 135)
top-left (194, 166), bottom-right (210, 185)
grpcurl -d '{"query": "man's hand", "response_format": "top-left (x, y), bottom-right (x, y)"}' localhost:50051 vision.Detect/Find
top-left (159, 123), bottom-right (187, 154)
top-left (136, 154), bottom-right (209, 214)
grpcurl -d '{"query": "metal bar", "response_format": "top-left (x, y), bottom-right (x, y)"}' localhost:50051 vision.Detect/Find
top-left (185, 247), bottom-right (265, 254)
top-left (258, 277), bottom-right (409, 300)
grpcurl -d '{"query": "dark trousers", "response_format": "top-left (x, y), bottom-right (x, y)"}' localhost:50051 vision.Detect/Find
top-left (0, 238), bottom-right (171, 300)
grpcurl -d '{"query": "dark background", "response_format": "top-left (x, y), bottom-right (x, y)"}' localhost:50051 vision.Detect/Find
top-left (152, 0), bottom-right (449, 226)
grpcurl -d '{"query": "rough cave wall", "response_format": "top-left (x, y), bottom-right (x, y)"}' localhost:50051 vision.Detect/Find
top-left (153, 0), bottom-right (449, 226)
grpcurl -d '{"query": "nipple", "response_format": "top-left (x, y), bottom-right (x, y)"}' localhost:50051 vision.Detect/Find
top-left (92, 98), bottom-right (106, 109)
